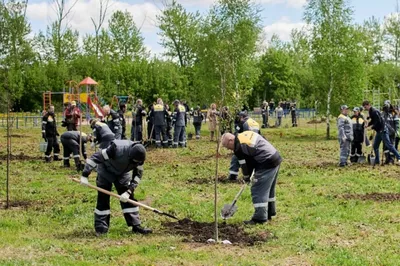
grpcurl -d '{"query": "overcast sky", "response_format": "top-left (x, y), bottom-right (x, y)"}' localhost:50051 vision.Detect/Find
top-left (26, 0), bottom-right (397, 55)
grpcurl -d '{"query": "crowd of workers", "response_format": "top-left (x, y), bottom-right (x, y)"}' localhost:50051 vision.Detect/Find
top-left (337, 100), bottom-right (400, 167)
top-left (40, 97), bottom-right (285, 235)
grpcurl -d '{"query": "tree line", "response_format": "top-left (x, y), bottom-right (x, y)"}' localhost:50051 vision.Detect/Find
top-left (1, 0), bottom-right (400, 136)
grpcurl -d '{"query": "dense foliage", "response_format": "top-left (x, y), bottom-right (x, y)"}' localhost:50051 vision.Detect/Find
top-left (1, 0), bottom-right (400, 116)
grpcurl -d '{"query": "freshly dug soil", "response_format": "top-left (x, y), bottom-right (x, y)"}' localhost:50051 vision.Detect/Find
top-left (339, 193), bottom-right (400, 202)
top-left (163, 218), bottom-right (272, 245)
top-left (0, 200), bottom-right (31, 210)
top-left (187, 175), bottom-right (241, 185)
top-left (0, 153), bottom-right (42, 161)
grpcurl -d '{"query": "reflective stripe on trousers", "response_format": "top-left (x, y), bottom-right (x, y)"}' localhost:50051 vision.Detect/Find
top-left (251, 165), bottom-right (280, 221)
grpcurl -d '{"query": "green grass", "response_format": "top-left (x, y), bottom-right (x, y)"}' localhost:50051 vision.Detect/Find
top-left (0, 117), bottom-right (399, 265)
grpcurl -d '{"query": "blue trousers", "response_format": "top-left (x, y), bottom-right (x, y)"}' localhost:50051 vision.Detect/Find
top-left (373, 130), bottom-right (400, 164)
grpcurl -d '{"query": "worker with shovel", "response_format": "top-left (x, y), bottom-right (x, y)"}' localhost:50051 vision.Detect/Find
top-left (80, 140), bottom-right (152, 235)
top-left (363, 100), bottom-right (400, 165)
top-left (60, 131), bottom-right (91, 171)
top-left (221, 131), bottom-right (282, 225)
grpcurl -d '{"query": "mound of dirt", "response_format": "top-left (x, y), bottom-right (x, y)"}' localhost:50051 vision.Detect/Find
top-left (0, 200), bottom-right (31, 210)
top-left (163, 218), bottom-right (272, 245)
top-left (187, 175), bottom-right (241, 184)
top-left (339, 193), bottom-right (400, 202)
top-left (0, 153), bottom-right (42, 161)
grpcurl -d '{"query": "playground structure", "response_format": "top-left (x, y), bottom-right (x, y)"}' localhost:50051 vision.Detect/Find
top-left (364, 86), bottom-right (400, 110)
top-left (42, 77), bottom-right (133, 121)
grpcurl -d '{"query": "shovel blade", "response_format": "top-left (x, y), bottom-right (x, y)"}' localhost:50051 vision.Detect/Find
top-left (357, 155), bottom-right (366, 164)
top-left (221, 204), bottom-right (238, 219)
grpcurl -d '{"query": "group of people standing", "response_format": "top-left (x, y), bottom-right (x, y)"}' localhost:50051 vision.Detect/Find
top-left (337, 100), bottom-right (400, 167)
top-left (260, 100), bottom-right (298, 128)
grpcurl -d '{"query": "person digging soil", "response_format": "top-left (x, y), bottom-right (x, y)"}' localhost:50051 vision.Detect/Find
top-left (221, 132), bottom-right (282, 225)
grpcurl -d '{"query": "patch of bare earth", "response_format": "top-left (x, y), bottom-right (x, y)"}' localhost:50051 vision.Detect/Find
top-left (163, 218), bottom-right (273, 245)
top-left (338, 193), bottom-right (400, 202)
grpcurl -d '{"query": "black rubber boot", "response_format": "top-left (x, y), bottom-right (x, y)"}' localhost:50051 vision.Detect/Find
top-left (384, 152), bottom-right (391, 165)
top-left (45, 156), bottom-right (51, 163)
top-left (228, 174), bottom-right (238, 181)
top-left (74, 157), bottom-right (81, 172)
top-left (54, 155), bottom-right (62, 161)
top-left (243, 219), bottom-right (267, 225)
top-left (268, 202), bottom-right (276, 220)
top-left (63, 160), bottom-right (70, 168)
top-left (132, 225), bottom-right (152, 234)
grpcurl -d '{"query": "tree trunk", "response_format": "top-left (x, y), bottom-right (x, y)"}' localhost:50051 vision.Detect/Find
top-left (326, 72), bottom-right (333, 140)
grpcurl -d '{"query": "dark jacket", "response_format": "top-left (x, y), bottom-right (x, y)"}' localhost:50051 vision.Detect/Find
top-left (82, 140), bottom-right (145, 187)
top-left (42, 112), bottom-right (59, 137)
top-left (368, 107), bottom-right (384, 132)
top-left (234, 131), bottom-right (282, 177)
top-left (60, 131), bottom-right (88, 155)
top-left (92, 121), bottom-right (115, 144)
top-left (117, 109), bottom-right (126, 128)
top-left (132, 105), bottom-right (146, 126)
top-left (104, 109), bottom-right (122, 134)
top-left (151, 104), bottom-right (169, 126)
top-left (351, 114), bottom-right (365, 143)
top-left (192, 110), bottom-right (204, 124)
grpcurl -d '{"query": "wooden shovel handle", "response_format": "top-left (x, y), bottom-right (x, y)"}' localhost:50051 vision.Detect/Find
top-left (71, 178), bottom-right (155, 211)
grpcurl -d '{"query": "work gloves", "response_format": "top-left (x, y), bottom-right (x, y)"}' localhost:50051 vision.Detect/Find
top-left (80, 176), bottom-right (89, 186)
top-left (119, 191), bottom-right (131, 203)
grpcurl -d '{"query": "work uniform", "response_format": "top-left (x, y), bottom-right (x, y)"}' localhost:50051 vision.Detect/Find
top-left (64, 106), bottom-right (81, 131)
top-left (275, 107), bottom-right (283, 127)
top-left (173, 104), bottom-right (187, 147)
top-left (166, 107), bottom-right (173, 146)
top-left (290, 105), bottom-right (297, 127)
top-left (229, 117), bottom-right (260, 179)
top-left (117, 109), bottom-right (126, 140)
top-left (350, 114), bottom-right (365, 163)
top-left (146, 104), bottom-right (155, 142)
top-left (234, 131), bottom-right (282, 222)
top-left (261, 104), bottom-right (269, 128)
top-left (104, 109), bottom-right (122, 140)
top-left (92, 121), bottom-right (115, 149)
top-left (151, 104), bottom-right (169, 147)
top-left (337, 114), bottom-right (353, 166)
top-left (82, 140), bottom-right (145, 234)
top-left (60, 131), bottom-right (88, 171)
top-left (131, 105), bottom-right (146, 142)
top-left (192, 109), bottom-right (204, 139)
top-left (382, 108), bottom-right (398, 164)
top-left (42, 111), bottom-right (61, 162)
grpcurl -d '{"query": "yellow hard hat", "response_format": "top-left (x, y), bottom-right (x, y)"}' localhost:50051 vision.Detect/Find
top-left (71, 101), bottom-right (76, 106)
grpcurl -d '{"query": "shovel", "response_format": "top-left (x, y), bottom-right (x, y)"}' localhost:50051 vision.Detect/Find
top-left (221, 171), bottom-right (254, 220)
top-left (358, 128), bottom-right (367, 163)
top-left (221, 182), bottom-right (247, 220)
top-left (71, 178), bottom-right (179, 220)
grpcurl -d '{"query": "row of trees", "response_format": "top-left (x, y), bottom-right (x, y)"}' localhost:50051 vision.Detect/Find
top-left (1, 0), bottom-right (400, 136)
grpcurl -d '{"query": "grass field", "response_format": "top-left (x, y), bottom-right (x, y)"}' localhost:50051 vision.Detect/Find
top-left (0, 118), bottom-right (399, 266)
